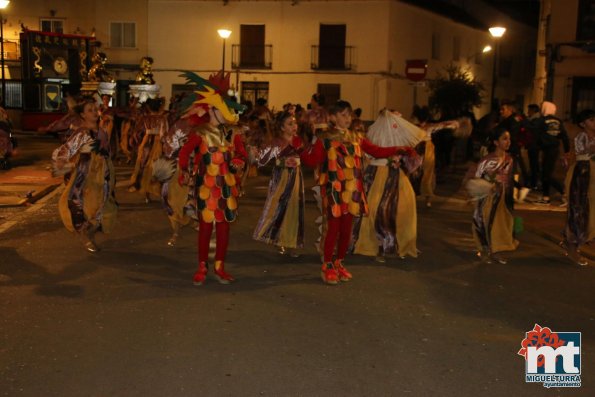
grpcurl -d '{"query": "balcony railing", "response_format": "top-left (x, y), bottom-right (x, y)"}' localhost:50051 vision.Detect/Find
top-left (231, 44), bottom-right (272, 69)
top-left (311, 45), bottom-right (354, 71)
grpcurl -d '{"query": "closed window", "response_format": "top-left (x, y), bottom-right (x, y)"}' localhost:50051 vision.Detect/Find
top-left (318, 24), bottom-right (346, 69)
top-left (577, 0), bottom-right (595, 40)
top-left (110, 22), bottom-right (136, 48)
top-left (240, 25), bottom-right (265, 68)
top-left (317, 83), bottom-right (340, 107)
top-left (241, 81), bottom-right (269, 107)
top-left (432, 32), bottom-right (441, 60)
top-left (572, 77), bottom-right (595, 117)
top-left (40, 19), bottom-right (63, 34)
top-left (452, 36), bottom-right (461, 62)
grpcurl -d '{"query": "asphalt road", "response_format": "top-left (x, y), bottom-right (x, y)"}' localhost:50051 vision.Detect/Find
top-left (0, 134), bottom-right (593, 396)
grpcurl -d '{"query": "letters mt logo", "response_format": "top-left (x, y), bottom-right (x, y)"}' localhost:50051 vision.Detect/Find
top-left (518, 324), bottom-right (581, 388)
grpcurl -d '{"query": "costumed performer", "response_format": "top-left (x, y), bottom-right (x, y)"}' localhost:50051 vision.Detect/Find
top-left (119, 96), bottom-right (141, 164)
top-left (253, 111), bottom-right (305, 257)
top-left (51, 98), bottom-right (117, 252)
top-left (351, 109), bottom-right (424, 262)
top-left (466, 127), bottom-right (518, 264)
top-left (301, 100), bottom-right (416, 285)
top-left (410, 106), bottom-right (459, 208)
top-left (562, 109), bottom-right (595, 266)
top-left (152, 115), bottom-right (194, 247)
top-left (177, 71), bottom-right (247, 285)
top-left (38, 93), bottom-right (82, 142)
top-left (128, 97), bottom-right (169, 202)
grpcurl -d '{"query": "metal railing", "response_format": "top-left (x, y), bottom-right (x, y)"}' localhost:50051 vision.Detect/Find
top-left (311, 45), bottom-right (354, 71)
top-left (231, 44), bottom-right (272, 69)
top-left (1, 80), bottom-right (23, 108)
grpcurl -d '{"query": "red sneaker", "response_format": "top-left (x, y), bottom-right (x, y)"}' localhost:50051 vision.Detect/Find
top-left (321, 262), bottom-right (339, 285)
top-left (334, 259), bottom-right (352, 281)
top-left (214, 260), bottom-right (234, 284)
top-left (193, 262), bottom-right (208, 286)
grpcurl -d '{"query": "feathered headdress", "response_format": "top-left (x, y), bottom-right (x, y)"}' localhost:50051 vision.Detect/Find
top-left (177, 70), bottom-right (245, 125)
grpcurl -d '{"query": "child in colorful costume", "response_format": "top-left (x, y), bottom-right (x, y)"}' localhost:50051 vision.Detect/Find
top-left (177, 71), bottom-right (247, 285)
top-left (466, 128), bottom-right (518, 264)
top-left (128, 97), bottom-right (169, 202)
top-left (52, 98), bottom-right (117, 253)
top-left (563, 109), bottom-right (595, 266)
top-left (153, 116), bottom-right (194, 247)
top-left (300, 101), bottom-right (416, 284)
top-left (253, 111), bottom-right (305, 256)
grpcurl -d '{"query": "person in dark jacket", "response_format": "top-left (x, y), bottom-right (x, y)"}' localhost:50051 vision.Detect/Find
top-left (521, 103), bottom-right (542, 189)
top-left (497, 100), bottom-right (529, 201)
top-left (536, 101), bottom-right (570, 205)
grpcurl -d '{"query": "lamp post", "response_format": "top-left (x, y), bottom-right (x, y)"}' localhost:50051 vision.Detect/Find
top-left (0, 0), bottom-right (9, 108)
top-left (217, 29), bottom-right (232, 73)
top-left (465, 45), bottom-right (492, 62)
top-left (489, 26), bottom-right (506, 111)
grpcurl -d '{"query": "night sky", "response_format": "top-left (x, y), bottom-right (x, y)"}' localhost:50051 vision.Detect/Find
top-left (484, 0), bottom-right (541, 27)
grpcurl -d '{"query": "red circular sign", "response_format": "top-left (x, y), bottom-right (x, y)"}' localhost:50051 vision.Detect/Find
top-left (405, 59), bottom-right (427, 82)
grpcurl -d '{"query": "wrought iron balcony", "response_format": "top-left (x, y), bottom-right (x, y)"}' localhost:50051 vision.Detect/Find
top-left (311, 45), bottom-right (354, 71)
top-left (231, 44), bottom-right (272, 69)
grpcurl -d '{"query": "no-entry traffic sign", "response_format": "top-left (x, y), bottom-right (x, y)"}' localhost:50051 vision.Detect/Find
top-left (405, 59), bottom-right (427, 82)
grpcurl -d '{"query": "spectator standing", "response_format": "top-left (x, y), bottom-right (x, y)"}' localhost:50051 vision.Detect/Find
top-left (497, 100), bottom-right (529, 202)
top-left (522, 104), bottom-right (542, 189)
top-left (536, 101), bottom-right (570, 205)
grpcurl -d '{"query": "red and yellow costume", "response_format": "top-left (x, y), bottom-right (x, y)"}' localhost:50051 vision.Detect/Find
top-left (301, 127), bottom-right (413, 284)
top-left (176, 71), bottom-right (246, 285)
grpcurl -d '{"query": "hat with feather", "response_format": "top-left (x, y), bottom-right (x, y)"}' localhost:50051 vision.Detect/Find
top-left (177, 70), bottom-right (245, 125)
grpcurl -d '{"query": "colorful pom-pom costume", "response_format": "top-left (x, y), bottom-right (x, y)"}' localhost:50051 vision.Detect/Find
top-left (300, 101), bottom-right (415, 284)
top-left (176, 71), bottom-right (247, 285)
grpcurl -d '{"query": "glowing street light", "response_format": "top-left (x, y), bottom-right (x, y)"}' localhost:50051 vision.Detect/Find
top-left (489, 27), bottom-right (507, 39)
top-left (217, 29), bottom-right (232, 73)
top-left (466, 45), bottom-right (492, 62)
top-left (489, 26), bottom-right (506, 110)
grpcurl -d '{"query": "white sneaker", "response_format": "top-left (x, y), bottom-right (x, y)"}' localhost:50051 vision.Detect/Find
top-left (518, 187), bottom-right (530, 203)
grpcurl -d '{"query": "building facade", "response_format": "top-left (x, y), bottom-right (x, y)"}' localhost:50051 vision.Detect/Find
top-left (537, 0), bottom-right (595, 121)
top-left (148, 0), bottom-right (495, 119)
top-left (2, 0), bottom-right (540, 124)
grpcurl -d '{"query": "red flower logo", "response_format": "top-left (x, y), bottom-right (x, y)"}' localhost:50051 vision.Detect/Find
top-left (518, 324), bottom-right (566, 367)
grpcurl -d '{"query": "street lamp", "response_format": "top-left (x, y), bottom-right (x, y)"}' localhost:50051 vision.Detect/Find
top-left (465, 45), bottom-right (492, 62)
top-left (489, 26), bottom-right (506, 111)
top-left (217, 29), bottom-right (232, 73)
top-left (0, 0), bottom-right (9, 108)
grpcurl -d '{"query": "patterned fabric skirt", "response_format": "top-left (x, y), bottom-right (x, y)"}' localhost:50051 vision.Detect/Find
top-left (352, 165), bottom-right (418, 258)
top-left (564, 160), bottom-right (595, 246)
top-left (58, 153), bottom-right (117, 233)
top-left (472, 185), bottom-right (518, 253)
top-left (253, 166), bottom-right (305, 248)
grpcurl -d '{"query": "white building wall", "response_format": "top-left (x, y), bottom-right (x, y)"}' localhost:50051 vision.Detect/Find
top-left (536, 0), bottom-right (595, 120)
top-left (149, 0), bottom-right (391, 120)
top-left (149, 0), bottom-right (492, 120)
top-left (4, 0), bottom-right (498, 120)
top-left (387, 1), bottom-right (493, 118)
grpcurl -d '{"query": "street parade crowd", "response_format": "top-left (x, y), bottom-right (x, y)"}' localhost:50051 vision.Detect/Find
top-left (38, 55), bottom-right (595, 286)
